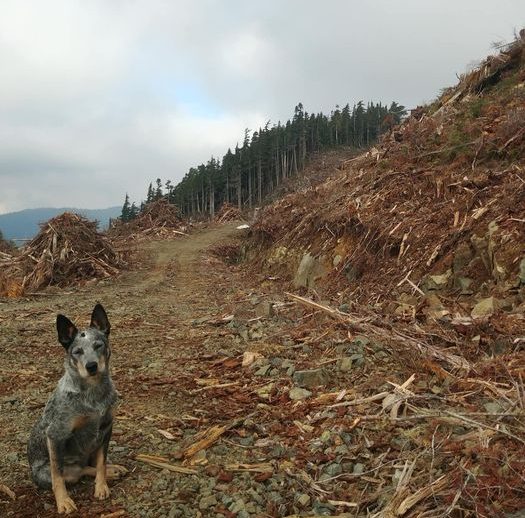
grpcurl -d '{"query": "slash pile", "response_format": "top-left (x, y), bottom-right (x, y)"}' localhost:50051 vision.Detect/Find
top-left (0, 236), bottom-right (15, 254)
top-left (252, 34), bottom-right (525, 314)
top-left (214, 202), bottom-right (243, 223)
top-left (0, 213), bottom-right (124, 296)
top-left (109, 198), bottom-right (186, 240)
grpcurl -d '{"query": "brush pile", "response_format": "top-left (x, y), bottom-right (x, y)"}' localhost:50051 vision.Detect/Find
top-left (0, 251), bottom-right (23, 298)
top-left (0, 213), bottom-right (124, 296)
top-left (252, 33), bottom-right (525, 311)
top-left (214, 202), bottom-right (242, 223)
top-left (109, 198), bottom-right (186, 240)
top-left (0, 236), bottom-right (15, 254)
top-left (133, 198), bottom-right (182, 231)
top-left (441, 30), bottom-right (525, 105)
top-left (246, 34), bottom-right (525, 515)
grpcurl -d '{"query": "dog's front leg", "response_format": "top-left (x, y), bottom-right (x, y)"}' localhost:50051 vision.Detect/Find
top-left (94, 446), bottom-right (110, 499)
top-left (46, 437), bottom-right (77, 514)
top-left (94, 410), bottom-right (113, 499)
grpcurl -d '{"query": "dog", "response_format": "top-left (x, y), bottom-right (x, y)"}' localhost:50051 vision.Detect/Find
top-left (27, 304), bottom-right (126, 514)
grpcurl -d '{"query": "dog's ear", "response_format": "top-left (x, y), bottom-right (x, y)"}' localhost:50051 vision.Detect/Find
top-left (56, 315), bottom-right (78, 349)
top-left (90, 304), bottom-right (110, 335)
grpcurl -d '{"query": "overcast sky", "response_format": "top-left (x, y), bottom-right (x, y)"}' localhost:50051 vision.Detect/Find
top-left (0, 0), bottom-right (523, 214)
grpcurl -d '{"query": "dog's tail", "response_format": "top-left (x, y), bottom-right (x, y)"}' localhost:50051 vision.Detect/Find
top-left (27, 428), bottom-right (53, 489)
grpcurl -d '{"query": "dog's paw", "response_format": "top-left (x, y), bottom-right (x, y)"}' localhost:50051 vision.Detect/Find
top-left (94, 481), bottom-right (110, 500)
top-left (106, 464), bottom-right (128, 479)
top-left (56, 494), bottom-right (77, 514)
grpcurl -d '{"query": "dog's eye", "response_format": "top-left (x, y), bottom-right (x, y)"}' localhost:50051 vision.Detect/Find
top-left (73, 348), bottom-right (83, 356)
top-left (94, 343), bottom-right (104, 350)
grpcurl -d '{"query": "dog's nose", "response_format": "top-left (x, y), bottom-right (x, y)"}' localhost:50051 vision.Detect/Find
top-left (86, 362), bottom-right (98, 375)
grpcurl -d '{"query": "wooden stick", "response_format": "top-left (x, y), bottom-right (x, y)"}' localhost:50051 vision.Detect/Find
top-left (397, 274), bottom-right (425, 296)
top-left (396, 474), bottom-right (449, 515)
top-left (192, 382), bottom-right (239, 393)
top-left (328, 391), bottom-right (390, 409)
top-left (0, 484), bottom-right (15, 500)
top-left (327, 500), bottom-right (358, 508)
top-left (443, 410), bottom-right (525, 445)
top-left (182, 425), bottom-right (228, 458)
top-left (135, 454), bottom-right (198, 474)
top-left (100, 510), bottom-right (126, 518)
top-left (224, 462), bottom-right (274, 473)
top-left (285, 292), bottom-right (352, 321)
top-left (180, 417), bottom-right (248, 459)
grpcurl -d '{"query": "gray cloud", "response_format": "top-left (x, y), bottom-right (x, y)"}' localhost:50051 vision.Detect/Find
top-left (0, 0), bottom-right (523, 213)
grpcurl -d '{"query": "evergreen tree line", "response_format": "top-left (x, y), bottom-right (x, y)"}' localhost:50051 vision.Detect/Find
top-left (121, 101), bottom-right (406, 220)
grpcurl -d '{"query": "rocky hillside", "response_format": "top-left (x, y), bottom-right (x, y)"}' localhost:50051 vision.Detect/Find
top-left (252, 34), bottom-right (525, 333)
top-left (239, 34), bottom-right (525, 517)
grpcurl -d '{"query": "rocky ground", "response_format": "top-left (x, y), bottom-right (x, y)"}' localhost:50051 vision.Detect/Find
top-left (1, 222), bottom-right (524, 518)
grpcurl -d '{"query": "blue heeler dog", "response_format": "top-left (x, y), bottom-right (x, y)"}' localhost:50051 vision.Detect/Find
top-left (27, 304), bottom-right (127, 514)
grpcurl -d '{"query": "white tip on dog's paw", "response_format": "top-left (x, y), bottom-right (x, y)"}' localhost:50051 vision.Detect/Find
top-left (56, 495), bottom-right (77, 514)
top-left (94, 481), bottom-right (110, 500)
top-left (106, 464), bottom-right (128, 479)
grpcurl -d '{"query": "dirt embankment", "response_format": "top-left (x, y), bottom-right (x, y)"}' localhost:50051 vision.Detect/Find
top-left (250, 36), bottom-right (525, 355)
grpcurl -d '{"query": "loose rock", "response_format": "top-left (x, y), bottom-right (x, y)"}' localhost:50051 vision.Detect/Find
top-left (289, 387), bottom-right (312, 400)
top-left (293, 368), bottom-right (329, 388)
top-left (471, 296), bottom-right (497, 318)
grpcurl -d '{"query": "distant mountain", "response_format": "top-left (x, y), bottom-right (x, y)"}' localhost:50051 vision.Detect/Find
top-left (0, 207), bottom-right (121, 241)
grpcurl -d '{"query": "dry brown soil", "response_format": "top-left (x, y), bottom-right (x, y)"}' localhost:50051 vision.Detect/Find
top-left (0, 223), bottom-right (262, 517)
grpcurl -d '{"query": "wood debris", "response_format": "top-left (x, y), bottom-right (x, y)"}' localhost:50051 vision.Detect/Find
top-left (157, 429), bottom-right (177, 440)
top-left (287, 293), bottom-right (469, 372)
top-left (0, 483), bottom-right (16, 500)
top-left (0, 212), bottom-right (124, 296)
top-left (135, 454), bottom-right (198, 474)
top-left (224, 462), bottom-right (274, 473)
top-left (214, 202), bottom-right (242, 223)
top-left (109, 198), bottom-right (187, 241)
top-left (181, 424), bottom-right (230, 460)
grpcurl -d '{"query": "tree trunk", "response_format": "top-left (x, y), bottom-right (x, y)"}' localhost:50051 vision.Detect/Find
top-left (257, 159), bottom-right (262, 204)
top-left (226, 170), bottom-right (230, 204)
top-left (275, 150), bottom-right (280, 186)
top-left (301, 132), bottom-right (307, 169)
top-left (209, 187), bottom-right (215, 218)
top-left (247, 163), bottom-right (252, 209)
top-left (237, 167), bottom-right (242, 209)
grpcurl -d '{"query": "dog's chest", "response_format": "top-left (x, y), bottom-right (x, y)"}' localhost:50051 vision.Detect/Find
top-left (65, 412), bottom-right (110, 462)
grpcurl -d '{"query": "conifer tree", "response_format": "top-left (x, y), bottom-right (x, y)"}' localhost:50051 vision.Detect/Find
top-left (154, 178), bottom-right (163, 200)
top-left (129, 202), bottom-right (139, 220)
top-left (146, 183), bottom-right (154, 203)
top-left (121, 193), bottom-right (131, 222)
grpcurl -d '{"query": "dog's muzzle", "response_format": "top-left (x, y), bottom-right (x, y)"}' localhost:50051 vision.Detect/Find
top-left (85, 362), bottom-right (98, 376)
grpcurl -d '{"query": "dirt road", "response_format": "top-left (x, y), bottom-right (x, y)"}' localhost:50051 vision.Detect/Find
top-left (0, 222), bottom-right (264, 517)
